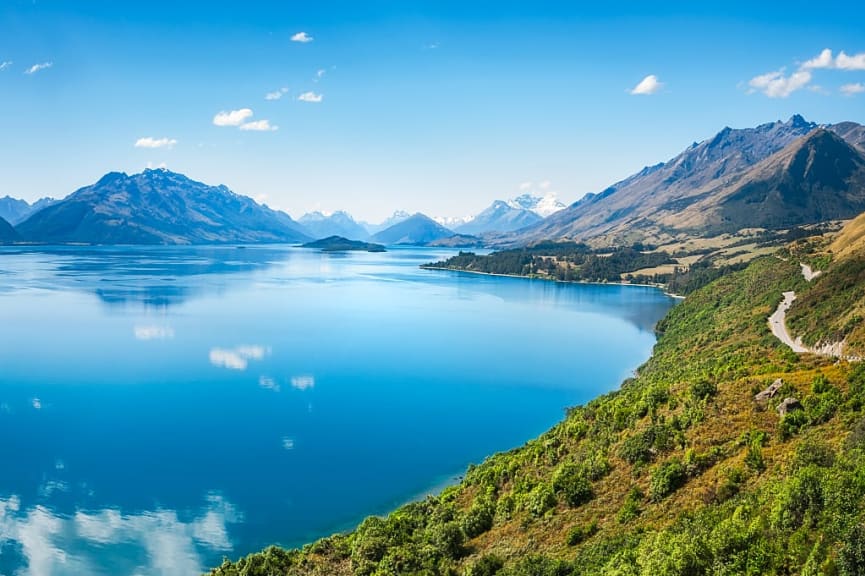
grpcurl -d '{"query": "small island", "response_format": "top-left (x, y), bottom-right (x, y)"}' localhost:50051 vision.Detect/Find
top-left (301, 235), bottom-right (387, 253)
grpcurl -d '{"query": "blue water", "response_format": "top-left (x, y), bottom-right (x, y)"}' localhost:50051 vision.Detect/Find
top-left (0, 245), bottom-right (674, 575)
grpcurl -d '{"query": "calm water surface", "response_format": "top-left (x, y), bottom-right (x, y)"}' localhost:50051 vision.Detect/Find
top-left (0, 245), bottom-right (674, 575)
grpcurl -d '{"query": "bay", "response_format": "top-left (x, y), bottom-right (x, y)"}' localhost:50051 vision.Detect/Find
top-left (0, 245), bottom-right (674, 575)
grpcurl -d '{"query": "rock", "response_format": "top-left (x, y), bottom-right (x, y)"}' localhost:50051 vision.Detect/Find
top-left (777, 397), bottom-right (803, 417)
top-left (755, 378), bottom-right (784, 402)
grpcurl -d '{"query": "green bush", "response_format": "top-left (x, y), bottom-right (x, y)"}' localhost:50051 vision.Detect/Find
top-left (428, 521), bottom-right (466, 560)
top-left (552, 463), bottom-right (594, 508)
top-left (462, 498), bottom-right (495, 538)
top-left (468, 554), bottom-right (505, 576)
top-left (690, 378), bottom-right (718, 401)
top-left (805, 384), bottom-right (842, 425)
top-left (501, 555), bottom-right (574, 576)
top-left (839, 524), bottom-right (865, 576)
top-left (525, 482), bottom-right (557, 517)
top-left (567, 520), bottom-right (599, 546)
top-left (618, 424), bottom-right (678, 465)
top-left (650, 458), bottom-right (687, 501)
top-left (618, 487), bottom-right (644, 523)
top-left (780, 409), bottom-right (809, 440)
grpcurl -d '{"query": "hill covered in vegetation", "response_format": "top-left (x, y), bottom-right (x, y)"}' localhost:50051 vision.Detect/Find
top-left (301, 236), bottom-right (386, 252)
top-left (422, 243), bottom-right (674, 285)
top-left (210, 229), bottom-right (865, 575)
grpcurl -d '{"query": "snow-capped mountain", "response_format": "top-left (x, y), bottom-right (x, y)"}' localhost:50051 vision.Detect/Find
top-left (507, 193), bottom-right (566, 218)
top-left (434, 215), bottom-right (473, 228)
top-left (362, 210), bottom-right (412, 235)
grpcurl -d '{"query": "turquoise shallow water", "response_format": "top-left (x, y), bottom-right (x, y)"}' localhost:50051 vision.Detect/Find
top-left (0, 245), bottom-right (674, 575)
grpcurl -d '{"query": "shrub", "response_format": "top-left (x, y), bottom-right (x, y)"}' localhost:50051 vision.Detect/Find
top-left (805, 384), bottom-right (842, 425)
top-left (462, 498), bottom-right (495, 538)
top-left (525, 482), bottom-right (557, 517)
top-left (618, 487), bottom-right (644, 523)
top-left (468, 554), bottom-right (505, 576)
top-left (780, 409), bottom-right (809, 440)
top-left (618, 424), bottom-right (678, 465)
top-left (552, 463), bottom-right (594, 508)
top-left (690, 378), bottom-right (718, 401)
top-left (714, 467), bottom-right (745, 503)
top-left (501, 555), bottom-right (574, 576)
top-left (428, 521), bottom-right (466, 560)
top-left (567, 520), bottom-right (599, 546)
top-left (650, 458), bottom-right (687, 501)
top-left (839, 524), bottom-right (865, 576)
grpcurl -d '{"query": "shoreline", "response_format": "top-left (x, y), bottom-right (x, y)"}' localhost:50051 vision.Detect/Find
top-left (420, 265), bottom-right (686, 299)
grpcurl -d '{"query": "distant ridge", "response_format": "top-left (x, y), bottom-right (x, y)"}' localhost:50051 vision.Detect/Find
top-left (369, 213), bottom-right (454, 245)
top-left (362, 211), bottom-right (412, 235)
top-left (16, 169), bottom-right (311, 245)
top-left (0, 196), bottom-right (57, 225)
top-left (455, 200), bottom-right (542, 235)
top-left (0, 215), bottom-right (19, 243)
top-left (299, 211), bottom-right (369, 241)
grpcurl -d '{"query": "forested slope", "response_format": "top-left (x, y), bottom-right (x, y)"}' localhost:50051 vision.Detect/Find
top-left (210, 240), bottom-right (865, 576)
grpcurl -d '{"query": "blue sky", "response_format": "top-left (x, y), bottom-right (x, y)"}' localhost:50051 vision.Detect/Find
top-left (1, 0), bottom-right (864, 222)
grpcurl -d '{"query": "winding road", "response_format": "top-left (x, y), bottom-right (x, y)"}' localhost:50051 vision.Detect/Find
top-left (767, 262), bottom-right (860, 361)
top-left (768, 291), bottom-right (810, 353)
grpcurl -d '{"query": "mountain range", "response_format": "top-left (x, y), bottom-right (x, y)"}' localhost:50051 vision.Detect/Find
top-left (15, 169), bottom-right (310, 244)
top-left (3, 115), bottom-right (865, 247)
top-left (454, 200), bottom-right (542, 235)
top-left (0, 196), bottom-right (56, 225)
top-left (511, 115), bottom-right (865, 245)
top-left (298, 210), bottom-right (370, 241)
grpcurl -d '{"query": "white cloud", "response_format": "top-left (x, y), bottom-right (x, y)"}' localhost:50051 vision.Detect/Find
top-left (752, 49), bottom-right (865, 99)
top-left (297, 91), bottom-right (323, 103)
top-left (212, 108), bottom-right (253, 127)
top-left (802, 48), bottom-right (834, 69)
top-left (518, 181), bottom-right (533, 191)
top-left (799, 48), bottom-right (865, 71)
top-left (291, 31), bottom-right (313, 43)
top-left (837, 51), bottom-right (865, 71)
top-left (32, 398), bottom-right (42, 410)
top-left (290, 376), bottom-right (315, 391)
top-left (24, 61), bottom-right (52, 75)
top-left (282, 437), bottom-right (295, 450)
top-left (209, 345), bottom-right (269, 370)
top-left (239, 119), bottom-right (278, 132)
top-left (314, 69), bottom-right (326, 82)
top-left (0, 61), bottom-right (11, 71)
top-left (134, 324), bottom-right (175, 339)
top-left (629, 74), bottom-right (663, 95)
top-left (841, 82), bottom-right (865, 96)
top-left (134, 137), bottom-right (177, 149)
top-left (265, 87), bottom-right (289, 100)
top-left (747, 69), bottom-right (812, 98)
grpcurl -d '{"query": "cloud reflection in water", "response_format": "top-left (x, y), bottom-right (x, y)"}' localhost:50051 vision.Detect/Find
top-left (290, 376), bottom-right (314, 391)
top-left (208, 346), bottom-right (270, 371)
top-left (0, 493), bottom-right (239, 576)
top-left (133, 325), bottom-right (175, 341)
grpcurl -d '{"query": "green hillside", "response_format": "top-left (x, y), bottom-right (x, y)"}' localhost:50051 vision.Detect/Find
top-left (209, 235), bottom-right (865, 575)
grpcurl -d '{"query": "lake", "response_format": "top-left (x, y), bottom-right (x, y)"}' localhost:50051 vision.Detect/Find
top-left (0, 245), bottom-right (675, 575)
